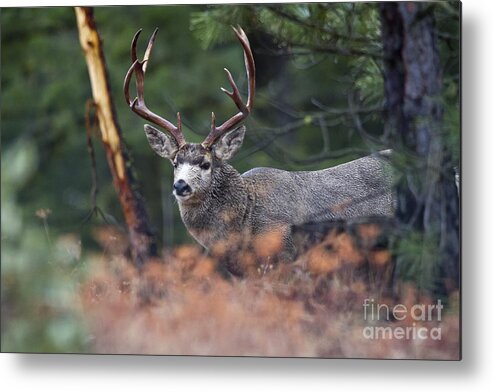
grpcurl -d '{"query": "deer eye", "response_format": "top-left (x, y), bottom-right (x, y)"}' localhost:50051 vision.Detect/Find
top-left (200, 162), bottom-right (211, 170)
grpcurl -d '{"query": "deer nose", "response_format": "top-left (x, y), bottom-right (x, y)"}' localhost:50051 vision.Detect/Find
top-left (173, 179), bottom-right (191, 196)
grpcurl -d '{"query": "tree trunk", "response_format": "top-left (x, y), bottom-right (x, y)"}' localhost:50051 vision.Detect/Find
top-left (75, 7), bottom-right (157, 267)
top-left (380, 2), bottom-right (459, 294)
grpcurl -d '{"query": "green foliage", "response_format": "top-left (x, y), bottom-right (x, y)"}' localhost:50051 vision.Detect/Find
top-left (191, 6), bottom-right (253, 49)
top-left (1, 139), bottom-right (87, 352)
top-left (394, 229), bottom-right (442, 294)
top-left (433, 1), bottom-right (460, 166)
top-left (190, 3), bottom-right (391, 174)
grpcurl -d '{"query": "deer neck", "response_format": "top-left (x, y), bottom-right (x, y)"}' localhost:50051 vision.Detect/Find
top-left (177, 163), bottom-right (251, 248)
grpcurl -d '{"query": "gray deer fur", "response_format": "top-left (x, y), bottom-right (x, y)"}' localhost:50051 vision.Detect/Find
top-left (144, 123), bottom-right (394, 270)
top-left (125, 26), bottom-right (394, 274)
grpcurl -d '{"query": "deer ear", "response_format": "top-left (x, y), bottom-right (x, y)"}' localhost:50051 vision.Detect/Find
top-left (213, 126), bottom-right (246, 161)
top-left (144, 124), bottom-right (179, 160)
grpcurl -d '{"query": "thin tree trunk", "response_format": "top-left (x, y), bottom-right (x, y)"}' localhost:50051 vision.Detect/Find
top-left (380, 2), bottom-right (459, 294)
top-left (75, 7), bottom-right (157, 267)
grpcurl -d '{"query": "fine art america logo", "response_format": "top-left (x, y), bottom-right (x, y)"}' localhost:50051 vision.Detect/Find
top-left (362, 298), bottom-right (443, 340)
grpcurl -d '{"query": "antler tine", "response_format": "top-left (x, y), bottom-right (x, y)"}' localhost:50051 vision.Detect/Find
top-left (233, 25), bottom-right (255, 110)
top-left (142, 28), bottom-right (158, 73)
top-left (123, 59), bottom-right (138, 106)
top-left (130, 28), bottom-right (142, 63)
top-left (202, 25), bottom-right (256, 149)
top-left (123, 28), bottom-right (186, 148)
top-left (221, 67), bottom-right (247, 114)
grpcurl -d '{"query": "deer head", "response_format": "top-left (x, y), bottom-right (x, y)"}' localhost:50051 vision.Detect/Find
top-left (124, 26), bottom-right (255, 204)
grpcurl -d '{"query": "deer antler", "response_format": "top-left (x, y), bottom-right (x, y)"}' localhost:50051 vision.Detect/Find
top-left (201, 26), bottom-right (256, 149)
top-left (124, 28), bottom-right (186, 148)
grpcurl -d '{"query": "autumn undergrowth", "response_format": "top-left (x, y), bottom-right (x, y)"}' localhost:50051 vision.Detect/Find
top-left (78, 225), bottom-right (459, 359)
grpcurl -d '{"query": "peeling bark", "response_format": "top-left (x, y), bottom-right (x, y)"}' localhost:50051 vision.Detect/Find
top-left (75, 7), bottom-right (157, 267)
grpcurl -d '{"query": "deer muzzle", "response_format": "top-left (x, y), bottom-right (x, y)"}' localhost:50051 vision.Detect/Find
top-left (173, 179), bottom-right (192, 197)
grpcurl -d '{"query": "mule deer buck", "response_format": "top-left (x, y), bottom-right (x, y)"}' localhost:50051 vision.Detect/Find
top-left (124, 27), bottom-right (394, 275)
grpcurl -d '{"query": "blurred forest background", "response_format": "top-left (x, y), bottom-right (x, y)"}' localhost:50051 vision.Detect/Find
top-left (1, 3), bottom-right (460, 357)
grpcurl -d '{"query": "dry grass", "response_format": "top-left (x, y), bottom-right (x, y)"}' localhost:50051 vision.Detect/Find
top-left (79, 225), bottom-right (460, 359)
